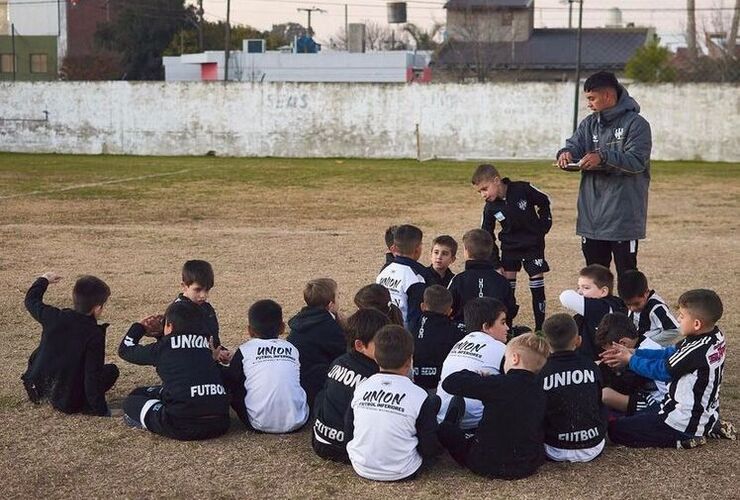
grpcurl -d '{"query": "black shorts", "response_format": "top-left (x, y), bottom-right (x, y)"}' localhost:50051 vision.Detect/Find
top-left (500, 256), bottom-right (550, 276)
top-left (627, 391), bottom-right (661, 416)
top-left (311, 432), bottom-right (350, 463)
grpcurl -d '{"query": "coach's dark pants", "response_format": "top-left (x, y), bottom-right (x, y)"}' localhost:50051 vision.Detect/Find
top-left (609, 407), bottom-right (692, 448)
top-left (582, 238), bottom-right (638, 278)
top-left (123, 386), bottom-right (229, 441)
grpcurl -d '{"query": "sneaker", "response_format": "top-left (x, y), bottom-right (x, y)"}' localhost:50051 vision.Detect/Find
top-left (22, 379), bottom-right (41, 404)
top-left (708, 420), bottom-right (737, 440)
top-left (508, 325), bottom-right (532, 341)
top-left (443, 395), bottom-right (466, 427)
top-left (123, 414), bottom-right (144, 429)
top-left (677, 436), bottom-right (707, 449)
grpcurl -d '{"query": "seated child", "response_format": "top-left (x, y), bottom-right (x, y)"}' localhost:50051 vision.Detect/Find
top-left (376, 224), bottom-right (431, 330)
top-left (287, 278), bottom-right (346, 410)
top-left (595, 313), bottom-right (668, 415)
top-left (171, 260), bottom-right (230, 363)
top-left (559, 264), bottom-right (626, 360)
top-left (345, 325), bottom-right (441, 481)
top-left (438, 333), bottom-right (550, 480)
top-left (618, 270), bottom-right (680, 346)
top-left (22, 272), bottom-right (118, 416)
top-left (119, 300), bottom-right (230, 440)
top-left (427, 235), bottom-right (457, 288)
top-left (541, 313), bottom-right (606, 462)
top-left (221, 299), bottom-right (309, 433)
top-left (380, 225), bottom-right (399, 272)
top-left (412, 285), bottom-right (465, 391)
top-left (447, 229), bottom-right (517, 326)
top-left (436, 297), bottom-right (509, 430)
top-left (602, 289), bottom-right (730, 448)
top-left (472, 164), bottom-right (552, 332)
top-left (312, 308), bottom-right (389, 463)
top-left (354, 283), bottom-right (404, 325)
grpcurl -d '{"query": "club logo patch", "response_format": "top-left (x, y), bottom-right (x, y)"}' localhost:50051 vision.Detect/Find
top-left (533, 258), bottom-right (544, 267)
top-left (614, 128), bottom-right (624, 140)
top-left (518, 200), bottom-right (527, 211)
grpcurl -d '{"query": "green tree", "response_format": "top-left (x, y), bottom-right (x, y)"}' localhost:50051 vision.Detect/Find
top-left (625, 37), bottom-right (676, 83)
top-left (164, 22), bottom-right (265, 55)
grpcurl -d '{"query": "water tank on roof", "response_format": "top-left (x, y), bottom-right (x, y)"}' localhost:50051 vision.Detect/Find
top-left (387, 2), bottom-right (407, 24)
top-left (606, 7), bottom-right (623, 28)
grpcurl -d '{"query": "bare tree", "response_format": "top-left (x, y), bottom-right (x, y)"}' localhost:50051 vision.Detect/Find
top-left (329, 20), bottom-right (408, 51)
top-left (687, 0), bottom-right (699, 60)
top-left (403, 22), bottom-right (443, 51)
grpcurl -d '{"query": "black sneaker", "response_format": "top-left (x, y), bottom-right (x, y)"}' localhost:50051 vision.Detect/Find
top-left (708, 420), bottom-right (737, 440)
top-left (123, 414), bottom-right (143, 429)
top-left (508, 325), bottom-right (532, 341)
top-left (677, 436), bottom-right (706, 449)
top-left (443, 395), bottom-right (466, 427)
top-left (22, 379), bottom-right (41, 404)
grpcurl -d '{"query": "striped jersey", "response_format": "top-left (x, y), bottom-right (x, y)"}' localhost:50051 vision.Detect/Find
top-left (629, 291), bottom-right (680, 346)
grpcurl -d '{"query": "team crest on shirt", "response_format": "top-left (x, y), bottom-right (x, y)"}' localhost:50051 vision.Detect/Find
top-left (518, 199), bottom-right (527, 211)
top-left (614, 128), bottom-right (624, 140)
top-left (533, 258), bottom-right (544, 267)
top-left (592, 134), bottom-right (599, 145)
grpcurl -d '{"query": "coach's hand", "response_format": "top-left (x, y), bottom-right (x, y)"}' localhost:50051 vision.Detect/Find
top-left (556, 151), bottom-right (573, 169)
top-left (579, 152), bottom-right (602, 170)
top-left (41, 272), bottom-right (62, 284)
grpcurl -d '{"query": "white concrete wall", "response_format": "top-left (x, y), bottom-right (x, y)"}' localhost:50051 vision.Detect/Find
top-left (0, 81), bottom-right (737, 161)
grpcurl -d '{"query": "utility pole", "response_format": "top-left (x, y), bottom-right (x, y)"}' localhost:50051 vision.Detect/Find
top-left (11, 23), bottom-right (16, 82)
top-left (224, 0), bottom-right (231, 81)
top-left (297, 7), bottom-right (326, 37)
top-left (572, 0), bottom-right (583, 132)
top-left (198, 0), bottom-right (205, 52)
top-left (344, 4), bottom-right (348, 48)
top-left (568, 0), bottom-right (573, 29)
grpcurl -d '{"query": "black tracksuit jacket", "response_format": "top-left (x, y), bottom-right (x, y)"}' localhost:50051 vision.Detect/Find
top-left (482, 179), bottom-right (553, 264)
top-left (286, 306), bottom-right (346, 409)
top-left (118, 323), bottom-right (229, 420)
top-left (169, 294), bottom-right (221, 348)
top-left (22, 278), bottom-right (112, 416)
top-left (447, 260), bottom-right (518, 324)
top-left (575, 295), bottom-right (627, 361)
top-left (412, 311), bottom-right (466, 389)
top-left (427, 266), bottom-right (455, 288)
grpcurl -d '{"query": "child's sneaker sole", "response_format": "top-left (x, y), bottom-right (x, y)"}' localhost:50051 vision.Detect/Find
top-left (708, 420), bottom-right (737, 440)
top-left (677, 436), bottom-right (707, 449)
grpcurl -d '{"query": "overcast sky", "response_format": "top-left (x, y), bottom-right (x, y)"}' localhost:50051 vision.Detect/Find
top-left (202, 0), bottom-right (736, 45)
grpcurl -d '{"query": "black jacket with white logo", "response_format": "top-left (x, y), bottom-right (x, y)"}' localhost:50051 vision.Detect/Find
top-left (313, 351), bottom-right (378, 449)
top-left (482, 179), bottom-right (552, 262)
top-left (427, 266), bottom-right (455, 288)
top-left (118, 324), bottom-right (229, 420)
top-left (170, 294), bottom-right (221, 348)
top-left (447, 260), bottom-right (518, 324)
top-left (22, 277), bottom-right (112, 416)
top-left (576, 295), bottom-right (627, 361)
top-left (540, 351), bottom-right (606, 450)
top-left (412, 311), bottom-right (466, 389)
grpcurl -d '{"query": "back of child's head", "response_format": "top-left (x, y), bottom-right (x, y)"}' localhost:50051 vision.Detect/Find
top-left (542, 313), bottom-right (578, 352)
top-left (580, 264), bottom-right (614, 294)
top-left (73, 275), bottom-right (111, 315)
top-left (346, 308), bottom-right (390, 351)
top-left (423, 285), bottom-right (453, 315)
top-left (303, 278), bottom-right (337, 308)
top-left (617, 270), bottom-right (649, 300)
top-left (507, 332), bottom-right (550, 373)
top-left (165, 300), bottom-right (205, 335)
top-left (678, 289), bottom-right (723, 326)
top-left (464, 297), bottom-right (506, 334)
top-left (384, 225), bottom-right (398, 250)
top-left (248, 299), bottom-right (283, 339)
top-left (373, 325), bottom-right (414, 370)
top-left (471, 164), bottom-right (500, 185)
top-left (432, 235), bottom-right (458, 257)
top-left (594, 312), bottom-right (638, 348)
top-left (354, 284), bottom-right (404, 325)
top-left (462, 229), bottom-right (493, 260)
top-left (393, 224), bottom-right (423, 256)
top-left (182, 260), bottom-right (214, 289)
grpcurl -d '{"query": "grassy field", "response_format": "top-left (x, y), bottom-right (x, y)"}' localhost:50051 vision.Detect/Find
top-left (0, 153), bottom-right (738, 499)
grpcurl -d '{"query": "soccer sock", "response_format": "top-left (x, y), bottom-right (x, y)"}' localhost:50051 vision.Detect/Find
top-left (529, 277), bottom-right (546, 331)
top-left (508, 277), bottom-right (517, 294)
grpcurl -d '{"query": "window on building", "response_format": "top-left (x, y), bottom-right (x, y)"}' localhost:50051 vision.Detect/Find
top-left (501, 12), bottom-right (513, 27)
top-left (0, 53), bottom-right (15, 73)
top-left (30, 54), bottom-right (48, 73)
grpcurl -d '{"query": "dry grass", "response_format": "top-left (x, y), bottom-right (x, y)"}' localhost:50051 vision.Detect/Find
top-left (0, 154), bottom-right (738, 499)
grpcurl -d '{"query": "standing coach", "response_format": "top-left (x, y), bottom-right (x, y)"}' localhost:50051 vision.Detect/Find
top-left (556, 71), bottom-right (651, 278)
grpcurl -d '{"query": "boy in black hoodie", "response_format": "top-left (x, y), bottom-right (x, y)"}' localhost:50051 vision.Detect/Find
top-left (22, 272), bottom-right (118, 416)
top-left (447, 229), bottom-right (517, 326)
top-left (287, 278), bottom-right (346, 410)
top-left (312, 308), bottom-right (389, 462)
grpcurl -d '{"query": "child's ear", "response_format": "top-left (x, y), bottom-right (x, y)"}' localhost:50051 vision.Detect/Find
top-left (600, 286), bottom-right (610, 298)
top-left (574, 335), bottom-right (582, 348)
top-left (421, 302), bottom-right (429, 312)
top-left (445, 306), bottom-right (453, 317)
top-left (450, 255), bottom-right (457, 264)
top-left (279, 321), bottom-right (286, 336)
top-left (163, 321), bottom-right (173, 335)
top-left (693, 318), bottom-right (703, 332)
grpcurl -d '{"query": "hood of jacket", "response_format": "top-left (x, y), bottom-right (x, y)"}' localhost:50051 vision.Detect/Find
top-left (288, 306), bottom-right (334, 333)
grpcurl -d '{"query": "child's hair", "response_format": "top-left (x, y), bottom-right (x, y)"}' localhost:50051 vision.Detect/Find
top-left (346, 308), bottom-right (390, 351)
top-left (584, 71), bottom-right (619, 93)
top-left (580, 264), bottom-right (614, 294)
top-left (164, 300), bottom-right (204, 335)
top-left (373, 325), bottom-right (414, 370)
top-left (393, 224), bottom-right (423, 256)
top-left (677, 289), bottom-right (723, 326)
top-left (617, 270), bottom-right (649, 300)
top-left (384, 225), bottom-right (398, 250)
top-left (542, 313), bottom-right (578, 351)
top-left (594, 312), bottom-right (638, 348)
top-left (432, 235), bottom-right (458, 258)
top-left (72, 275), bottom-right (111, 314)
top-left (303, 278), bottom-right (337, 308)
top-left (464, 297), bottom-right (506, 334)
top-left (248, 299), bottom-right (283, 339)
top-left (507, 332), bottom-right (550, 373)
top-left (182, 260), bottom-right (214, 290)
top-left (471, 164), bottom-right (500, 185)
top-left (462, 229), bottom-right (493, 260)
top-left (354, 284), bottom-right (404, 325)
top-left (423, 285), bottom-right (453, 314)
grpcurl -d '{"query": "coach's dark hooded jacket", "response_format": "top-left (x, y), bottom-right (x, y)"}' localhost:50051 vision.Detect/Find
top-left (447, 260), bottom-right (518, 324)
top-left (412, 311), bottom-right (466, 389)
top-left (557, 85), bottom-right (651, 241)
top-left (287, 307), bottom-right (346, 409)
